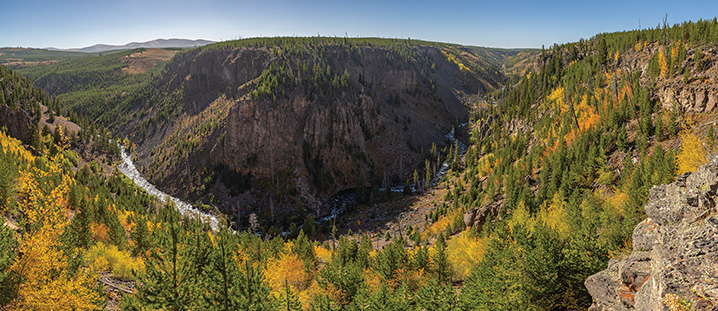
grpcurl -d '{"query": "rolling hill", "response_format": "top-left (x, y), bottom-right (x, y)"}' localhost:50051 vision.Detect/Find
top-left (52, 38), bottom-right (215, 53)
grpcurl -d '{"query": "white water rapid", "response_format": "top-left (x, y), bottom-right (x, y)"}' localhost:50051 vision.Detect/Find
top-left (117, 146), bottom-right (220, 230)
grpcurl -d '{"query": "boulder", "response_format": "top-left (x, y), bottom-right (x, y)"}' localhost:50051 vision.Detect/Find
top-left (706, 92), bottom-right (717, 113)
top-left (464, 208), bottom-right (477, 227)
top-left (586, 154), bottom-right (718, 310)
top-left (695, 89), bottom-right (708, 112)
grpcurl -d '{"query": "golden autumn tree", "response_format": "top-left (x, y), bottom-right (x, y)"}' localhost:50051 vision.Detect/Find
top-left (659, 49), bottom-right (669, 78)
top-left (265, 246), bottom-right (310, 294)
top-left (7, 153), bottom-right (103, 310)
top-left (677, 128), bottom-right (708, 174)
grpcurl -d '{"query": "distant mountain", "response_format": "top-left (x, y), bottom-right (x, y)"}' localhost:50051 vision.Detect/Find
top-left (50, 38), bottom-right (215, 53)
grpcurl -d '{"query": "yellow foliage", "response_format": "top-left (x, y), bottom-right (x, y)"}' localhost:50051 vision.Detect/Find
top-left (576, 93), bottom-right (600, 132)
top-left (445, 229), bottom-right (486, 280)
top-left (146, 219), bottom-right (158, 234)
top-left (85, 242), bottom-right (145, 280)
top-left (508, 200), bottom-right (535, 231)
top-left (442, 50), bottom-right (471, 73)
top-left (116, 209), bottom-right (134, 233)
top-left (0, 130), bottom-right (34, 163)
top-left (537, 192), bottom-right (570, 240)
top-left (618, 83), bottom-right (633, 102)
top-left (671, 42), bottom-right (682, 68)
top-left (659, 50), bottom-right (668, 78)
top-left (604, 71), bottom-right (613, 84)
top-left (606, 189), bottom-right (629, 214)
top-left (265, 252), bottom-right (310, 295)
top-left (634, 40), bottom-right (647, 52)
top-left (392, 268), bottom-right (427, 291)
top-left (476, 153), bottom-right (495, 177)
top-left (314, 245), bottom-right (332, 264)
top-left (663, 293), bottom-right (691, 311)
top-left (234, 244), bottom-right (247, 266)
top-left (423, 208), bottom-right (462, 238)
top-left (298, 280), bottom-right (322, 310)
top-left (364, 269), bottom-right (384, 292)
top-left (9, 155), bottom-right (102, 310)
top-left (677, 128), bottom-right (708, 175)
top-left (91, 222), bottom-right (109, 242)
top-left (546, 86), bottom-right (565, 111)
top-left (368, 249), bottom-right (378, 261)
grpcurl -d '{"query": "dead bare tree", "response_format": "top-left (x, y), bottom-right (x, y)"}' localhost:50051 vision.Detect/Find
top-left (663, 13), bottom-right (669, 47)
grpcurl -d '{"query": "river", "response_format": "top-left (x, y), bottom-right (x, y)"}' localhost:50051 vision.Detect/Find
top-left (317, 125), bottom-right (468, 223)
top-left (117, 146), bottom-right (221, 230)
top-left (116, 124), bottom-right (466, 229)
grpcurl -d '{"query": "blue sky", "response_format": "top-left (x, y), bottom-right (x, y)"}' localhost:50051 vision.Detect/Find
top-left (1, 0), bottom-right (717, 49)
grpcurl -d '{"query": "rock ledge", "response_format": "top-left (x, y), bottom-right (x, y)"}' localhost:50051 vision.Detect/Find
top-left (586, 155), bottom-right (718, 310)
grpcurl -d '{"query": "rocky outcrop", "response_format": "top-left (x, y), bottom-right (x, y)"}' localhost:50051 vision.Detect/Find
top-left (0, 105), bottom-right (31, 142)
top-left (586, 155), bottom-right (718, 310)
top-left (657, 84), bottom-right (718, 113)
top-left (464, 201), bottom-right (498, 233)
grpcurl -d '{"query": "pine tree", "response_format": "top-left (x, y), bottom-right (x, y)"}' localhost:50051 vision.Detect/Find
top-left (597, 37), bottom-right (608, 66)
top-left (655, 116), bottom-right (664, 141)
top-left (695, 47), bottom-right (704, 71)
top-left (351, 284), bottom-right (409, 311)
top-left (425, 159), bottom-right (432, 190)
top-left (413, 169), bottom-right (419, 194)
top-left (27, 123), bottom-right (41, 153)
top-left (293, 229), bottom-right (317, 278)
top-left (617, 126), bottom-right (629, 152)
top-left (318, 236), bottom-right (366, 305)
top-left (198, 227), bottom-right (244, 311)
top-left (0, 157), bottom-right (16, 212)
top-left (301, 215), bottom-right (317, 238)
top-left (403, 179), bottom-right (411, 195)
top-left (668, 105), bottom-right (679, 137)
top-left (0, 218), bottom-right (18, 305)
top-left (48, 108), bottom-right (56, 124)
top-left (126, 207), bottom-right (199, 310)
top-left (432, 234), bottom-right (452, 284)
top-left (454, 140), bottom-right (460, 169)
top-left (237, 257), bottom-right (274, 310)
top-left (131, 216), bottom-right (150, 257)
top-left (707, 125), bottom-right (715, 150)
top-left (275, 281), bottom-right (302, 311)
top-left (416, 278), bottom-right (457, 311)
top-left (70, 198), bottom-right (92, 248)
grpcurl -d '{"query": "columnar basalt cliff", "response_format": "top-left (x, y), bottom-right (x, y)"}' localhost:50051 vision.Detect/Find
top-left (118, 39), bottom-right (506, 221)
top-left (586, 154), bottom-right (718, 310)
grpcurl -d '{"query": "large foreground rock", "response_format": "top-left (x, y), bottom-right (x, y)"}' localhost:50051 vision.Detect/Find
top-left (586, 155), bottom-right (718, 310)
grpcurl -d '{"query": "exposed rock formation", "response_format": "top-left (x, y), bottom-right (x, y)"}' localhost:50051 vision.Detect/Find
top-left (657, 84), bottom-right (718, 113)
top-left (120, 41), bottom-right (505, 220)
top-left (586, 154), bottom-right (718, 310)
top-left (0, 105), bottom-right (31, 142)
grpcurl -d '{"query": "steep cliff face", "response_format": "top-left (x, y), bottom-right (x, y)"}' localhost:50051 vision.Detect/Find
top-left (0, 105), bottom-right (30, 142)
top-left (121, 39), bottom-right (504, 220)
top-left (586, 155), bottom-right (718, 310)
